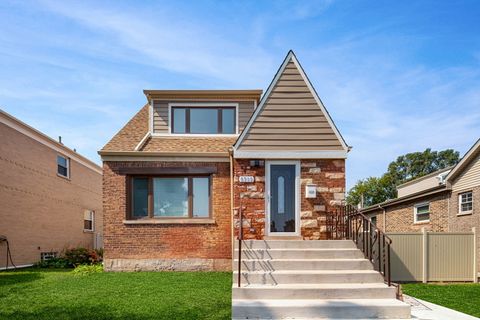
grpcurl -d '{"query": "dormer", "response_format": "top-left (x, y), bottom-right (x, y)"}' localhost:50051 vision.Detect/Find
top-left (143, 90), bottom-right (262, 137)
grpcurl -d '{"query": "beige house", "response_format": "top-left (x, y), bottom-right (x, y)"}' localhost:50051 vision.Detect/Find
top-left (362, 138), bottom-right (480, 271)
top-left (0, 109), bottom-right (103, 269)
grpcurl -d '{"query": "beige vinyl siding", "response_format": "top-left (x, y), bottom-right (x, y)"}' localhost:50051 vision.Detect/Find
top-left (397, 170), bottom-right (449, 197)
top-left (238, 60), bottom-right (344, 151)
top-left (153, 100), bottom-right (255, 133)
top-left (452, 151), bottom-right (480, 192)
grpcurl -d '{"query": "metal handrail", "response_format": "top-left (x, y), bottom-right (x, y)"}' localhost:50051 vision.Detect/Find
top-left (328, 205), bottom-right (392, 286)
top-left (237, 201), bottom-right (243, 287)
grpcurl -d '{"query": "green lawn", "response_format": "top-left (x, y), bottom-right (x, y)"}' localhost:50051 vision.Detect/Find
top-left (402, 283), bottom-right (480, 318)
top-left (0, 268), bottom-right (232, 320)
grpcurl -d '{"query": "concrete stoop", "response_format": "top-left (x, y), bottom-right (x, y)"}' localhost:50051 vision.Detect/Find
top-left (232, 240), bottom-right (411, 319)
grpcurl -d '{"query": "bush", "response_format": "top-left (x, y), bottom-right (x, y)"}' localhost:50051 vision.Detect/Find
top-left (72, 264), bottom-right (103, 275)
top-left (64, 248), bottom-right (101, 266)
top-left (34, 257), bottom-right (71, 269)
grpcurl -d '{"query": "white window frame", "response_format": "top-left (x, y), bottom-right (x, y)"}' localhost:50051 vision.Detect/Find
top-left (84, 210), bottom-right (95, 232)
top-left (458, 191), bottom-right (473, 215)
top-left (414, 202), bottom-right (430, 224)
top-left (57, 154), bottom-right (70, 178)
top-left (161, 102), bottom-right (239, 137)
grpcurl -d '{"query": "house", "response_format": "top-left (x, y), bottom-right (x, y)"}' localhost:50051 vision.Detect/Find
top-left (100, 51), bottom-right (411, 319)
top-left (99, 51), bottom-right (350, 271)
top-left (362, 138), bottom-right (480, 271)
top-left (0, 109), bottom-right (103, 269)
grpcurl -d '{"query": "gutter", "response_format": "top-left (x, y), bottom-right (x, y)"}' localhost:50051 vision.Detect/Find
top-left (228, 147), bottom-right (235, 261)
top-left (360, 185), bottom-right (448, 214)
top-left (98, 150), bottom-right (229, 158)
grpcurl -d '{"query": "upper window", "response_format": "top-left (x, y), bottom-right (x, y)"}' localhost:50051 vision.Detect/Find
top-left (84, 210), bottom-right (94, 232)
top-left (414, 203), bottom-right (430, 223)
top-left (130, 176), bottom-right (210, 219)
top-left (171, 107), bottom-right (236, 134)
top-left (459, 191), bottom-right (473, 214)
top-left (57, 155), bottom-right (69, 178)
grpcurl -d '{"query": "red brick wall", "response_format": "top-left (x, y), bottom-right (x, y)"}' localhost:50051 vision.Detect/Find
top-left (103, 161), bottom-right (231, 271)
top-left (233, 159), bottom-right (345, 239)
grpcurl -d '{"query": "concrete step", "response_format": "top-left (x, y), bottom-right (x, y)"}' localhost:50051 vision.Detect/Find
top-left (232, 298), bottom-right (411, 319)
top-left (232, 283), bottom-right (397, 300)
top-left (236, 240), bottom-right (356, 250)
top-left (235, 248), bottom-right (364, 259)
top-left (234, 259), bottom-right (373, 271)
top-left (233, 269), bottom-right (384, 285)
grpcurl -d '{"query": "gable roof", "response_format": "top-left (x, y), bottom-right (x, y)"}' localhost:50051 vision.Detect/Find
top-left (445, 138), bottom-right (480, 183)
top-left (234, 50), bottom-right (349, 159)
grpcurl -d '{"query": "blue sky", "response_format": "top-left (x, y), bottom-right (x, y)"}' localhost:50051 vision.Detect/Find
top-left (1, 0), bottom-right (479, 188)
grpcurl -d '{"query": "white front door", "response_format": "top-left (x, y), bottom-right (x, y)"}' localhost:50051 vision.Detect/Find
top-left (266, 161), bottom-right (300, 236)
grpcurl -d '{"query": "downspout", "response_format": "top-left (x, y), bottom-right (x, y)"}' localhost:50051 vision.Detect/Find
top-left (379, 204), bottom-right (386, 233)
top-left (228, 147), bottom-right (235, 263)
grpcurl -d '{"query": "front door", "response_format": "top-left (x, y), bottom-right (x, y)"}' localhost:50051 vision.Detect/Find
top-left (266, 161), bottom-right (299, 235)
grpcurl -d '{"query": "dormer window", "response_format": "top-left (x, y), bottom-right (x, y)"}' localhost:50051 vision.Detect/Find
top-left (170, 105), bottom-right (237, 134)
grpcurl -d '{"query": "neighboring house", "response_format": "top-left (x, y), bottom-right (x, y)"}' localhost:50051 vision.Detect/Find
top-left (0, 109), bottom-right (103, 269)
top-left (362, 138), bottom-right (480, 271)
top-left (99, 51), bottom-right (350, 271)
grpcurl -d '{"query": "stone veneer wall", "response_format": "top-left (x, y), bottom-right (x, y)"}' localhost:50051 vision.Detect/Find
top-left (103, 161), bottom-right (231, 271)
top-left (233, 159), bottom-right (345, 239)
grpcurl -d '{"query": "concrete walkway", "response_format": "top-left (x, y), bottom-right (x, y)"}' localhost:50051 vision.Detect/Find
top-left (405, 295), bottom-right (479, 320)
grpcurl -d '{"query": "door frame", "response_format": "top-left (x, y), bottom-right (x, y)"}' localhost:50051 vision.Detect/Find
top-left (265, 160), bottom-right (301, 237)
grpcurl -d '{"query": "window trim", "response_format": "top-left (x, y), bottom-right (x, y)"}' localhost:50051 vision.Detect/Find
top-left (83, 210), bottom-right (95, 232)
top-left (167, 103), bottom-right (239, 136)
top-left (414, 202), bottom-right (430, 224)
top-left (57, 154), bottom-right (70, 179)
top-left (458, 191), bottom-right (473, 216)
top-left (127, 175), bottom-right (212, 220)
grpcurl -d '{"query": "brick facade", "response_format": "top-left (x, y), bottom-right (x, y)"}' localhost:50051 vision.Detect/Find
top-left (102, 161), bottom-right (231, 271)
top-left (233, 159), bottom-right (345, 240)
top-left (368, 192), bottom-right (449, 233)
top-left (0, 122), bottom-right (102, 268)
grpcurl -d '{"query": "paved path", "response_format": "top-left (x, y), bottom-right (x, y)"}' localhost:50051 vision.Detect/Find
top-left (405, 295), bottom-right (479, 320)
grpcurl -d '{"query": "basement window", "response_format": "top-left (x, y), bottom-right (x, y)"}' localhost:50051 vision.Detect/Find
top-left (130, 176), bottom-right (211, 219)
top-left (459, 191), bottom-right (473, 215)
top-left (414, 203), bottom-right (430, 223)
top-left (40, 252), bottom-right (58, 262)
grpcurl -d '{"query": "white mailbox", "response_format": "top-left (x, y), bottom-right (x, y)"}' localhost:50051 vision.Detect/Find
top-left (305, 184), bottom-right (317, 198)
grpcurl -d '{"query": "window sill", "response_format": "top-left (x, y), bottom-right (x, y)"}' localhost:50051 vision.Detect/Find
top-left (83, 230), bottom-right (94, 233)
top-left (56, 173), bottom-right (70, 180)
top-left (414, 221), bottom-right (430, 225)
top-left (123, 218), bottom-right (216, 225)
top-left (457, 211), bottom-right (473, 217)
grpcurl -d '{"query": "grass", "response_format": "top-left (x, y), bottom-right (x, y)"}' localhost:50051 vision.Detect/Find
top-left (0, 268), bottom-right (232, 320)
top-left (402, 282), bottom-right (480, 318)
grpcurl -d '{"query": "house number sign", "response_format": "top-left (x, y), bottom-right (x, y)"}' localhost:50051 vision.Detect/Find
top-left (239, 176), bottom-right (255, 183)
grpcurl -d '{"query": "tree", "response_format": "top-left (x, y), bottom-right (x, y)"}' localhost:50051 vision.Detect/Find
top-left (347, 148), bottom-right (460, 207)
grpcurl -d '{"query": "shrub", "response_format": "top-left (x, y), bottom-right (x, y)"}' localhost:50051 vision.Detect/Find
top-left (72, 264), bottom-right (103, 275)
top-left (34, 257), bottom-right (71, 269)
top-left (64, 247), bottom-right (101, 266)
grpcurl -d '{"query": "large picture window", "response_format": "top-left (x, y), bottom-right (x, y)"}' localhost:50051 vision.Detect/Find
top-left (130, 176), bottom-right (211, 219)
top-left (171, 107), bottom-right (236, 134)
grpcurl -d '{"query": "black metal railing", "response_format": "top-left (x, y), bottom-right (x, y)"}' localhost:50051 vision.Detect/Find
top-left (326, 205), bottom-right (392, 286)
top-left (237, 202), bottom-right (243, 287)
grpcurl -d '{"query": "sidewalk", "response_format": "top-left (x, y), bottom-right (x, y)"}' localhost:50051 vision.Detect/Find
top-left (405, 295), bottom-right (479, 320)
